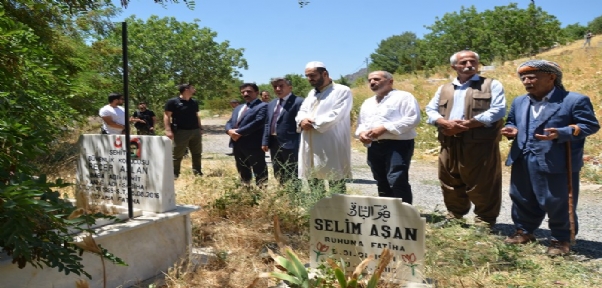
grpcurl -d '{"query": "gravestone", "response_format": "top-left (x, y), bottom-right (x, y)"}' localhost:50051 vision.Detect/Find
top-left (76, 134), bottom-right (176, 213)
top-left (310, 194), bottom-right (426, 285)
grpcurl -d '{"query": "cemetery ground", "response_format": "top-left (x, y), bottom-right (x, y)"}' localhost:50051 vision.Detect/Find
top-left (42, 41), bottom-right (602, 287)
top-left (44, 114), bottom-right (601, 288)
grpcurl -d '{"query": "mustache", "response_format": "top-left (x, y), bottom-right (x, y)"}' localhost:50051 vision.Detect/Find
top-left (462, 67), bottom-right (476, 72)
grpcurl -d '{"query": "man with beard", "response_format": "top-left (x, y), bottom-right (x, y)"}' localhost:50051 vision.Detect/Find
top-left (262, 77), bottom-right (304, 185)
top-left (502, 60), bottom-right (599, 256)
top-left (226, 83), bottom-right (269, 187)
top-left (355, 71), bottom-right (421, 204)
top-left (296, 61), bottom-right (353, 194)
top-left (425, 50), bottom-right (506, 229)
top-left (164, 84), bottom-right (204, 178)
top-left (130, 101), bottom-right (156, 135)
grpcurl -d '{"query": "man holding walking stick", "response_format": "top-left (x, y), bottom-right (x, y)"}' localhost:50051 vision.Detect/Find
top-left (502, 60), bottom-right (599, 256)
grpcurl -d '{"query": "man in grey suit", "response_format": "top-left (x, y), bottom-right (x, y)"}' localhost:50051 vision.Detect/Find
top-left (262, 77), bottom-right (304, 185)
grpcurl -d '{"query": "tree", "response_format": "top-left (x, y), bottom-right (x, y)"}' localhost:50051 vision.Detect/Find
top-left (588, 15), bottom-right (602, 34)
top-left (92, 15), bottom-right (248, 112)
top-left (370, 32), bottom-right (423, 74)
top-left (562, 23), bottom-right (589, 41)
top-left (0, 4), bottom-right (124, 277)
top-left (284, 73), bottom-right (313, 97)
top-left (420, 3), bottom-right (563, 68)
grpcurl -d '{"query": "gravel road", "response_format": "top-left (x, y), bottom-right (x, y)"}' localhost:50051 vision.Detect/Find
top-left (201, 117), bottom-right (602, 259)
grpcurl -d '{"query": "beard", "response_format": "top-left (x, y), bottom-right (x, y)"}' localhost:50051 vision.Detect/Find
top-left (310, 75), bottom-right (325, 88)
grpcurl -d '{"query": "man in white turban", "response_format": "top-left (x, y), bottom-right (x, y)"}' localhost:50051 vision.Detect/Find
top-left (296, 61), bottom-right (353, 194)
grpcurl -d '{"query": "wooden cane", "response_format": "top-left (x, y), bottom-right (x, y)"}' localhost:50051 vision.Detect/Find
top-left (567, 124), bottom-right (581, 246)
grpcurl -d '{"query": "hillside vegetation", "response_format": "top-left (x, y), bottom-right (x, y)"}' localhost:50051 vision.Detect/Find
top-left (352, 41), bottom-right (602, 179)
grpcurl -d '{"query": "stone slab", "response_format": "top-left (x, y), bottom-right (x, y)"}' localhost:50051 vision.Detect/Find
top-left (76, 134), bottom-right (175, 213)
top-left (310, 194), bottom-right (426, 284)
top-left (0, 205), bottom-right (199, 288)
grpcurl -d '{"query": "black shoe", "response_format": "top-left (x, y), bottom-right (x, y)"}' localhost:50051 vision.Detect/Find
top-left (225, 152), bottom-right (234, 156)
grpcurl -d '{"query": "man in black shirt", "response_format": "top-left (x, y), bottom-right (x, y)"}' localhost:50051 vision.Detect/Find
top-left (164, 84), bottom-right (203, 178)
top-left (130, 101), bottom-right (156, 135)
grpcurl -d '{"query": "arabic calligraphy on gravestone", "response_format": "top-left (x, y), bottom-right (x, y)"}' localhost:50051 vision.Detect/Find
top-left (76, 134), bottom-right (176, 213)
top-left (310, 194), bottom-right (426, 284)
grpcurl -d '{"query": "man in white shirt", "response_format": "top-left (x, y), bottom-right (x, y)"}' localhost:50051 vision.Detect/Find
top-left (424, 50), bottom-right (506, 229)
top-left (99, 93), bottom-right (125, 134)
top-left (355, 71), bottom-right (421, 204)
top-left (296, 61), bottom-right (353, 194)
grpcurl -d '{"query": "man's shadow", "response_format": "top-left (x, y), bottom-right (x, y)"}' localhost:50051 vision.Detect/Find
top-left (347, 178), bottom-right (377, 185)
top-left (495, 223), bottom-right (602, 259)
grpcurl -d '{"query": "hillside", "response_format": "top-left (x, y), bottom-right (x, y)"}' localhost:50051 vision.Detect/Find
top-left (350, 40), bottom-right (602, 170)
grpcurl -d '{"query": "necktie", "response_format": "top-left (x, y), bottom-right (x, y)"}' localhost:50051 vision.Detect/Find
top-left (235, 104), bottom-right (249, 128)
top-left (270, 98), bottom-right (284, 135)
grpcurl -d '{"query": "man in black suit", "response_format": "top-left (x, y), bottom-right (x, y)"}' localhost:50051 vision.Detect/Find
top-left (226, 83), bottom-right (268, 187)
top-left (262, 77), bottom-right (304, 185)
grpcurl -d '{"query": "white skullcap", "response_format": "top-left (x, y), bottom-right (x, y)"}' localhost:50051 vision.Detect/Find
top-left (305, 61), bottom-right (326, 69)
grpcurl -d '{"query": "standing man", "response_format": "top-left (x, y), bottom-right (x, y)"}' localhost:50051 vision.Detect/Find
top-left (261, 77), bottom-right (304, 185)
top-left (226, 83), bottom-right (268, 187)
top-left (583, 31), bottom-right (593, 48)
top-left (355, 71), bottom-right (421, 204)
top-left (296, 61), bottom-right (353, 194)
top-left (99, 93), bottom-right (125, 135)
top-left (260, 90), bottom-right (271, 103)
top-left (502, 60), bottom-right (599, 256)
top-left (164, 84), bottom-right (203, 178)
top-left (425, 50), bottom-right (506, 228)
top-left (130, 101), bottom-right (156, 135)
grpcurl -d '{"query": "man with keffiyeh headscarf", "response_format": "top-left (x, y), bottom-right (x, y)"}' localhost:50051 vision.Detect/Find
top-left (502, 60), bottom-right (599, 256)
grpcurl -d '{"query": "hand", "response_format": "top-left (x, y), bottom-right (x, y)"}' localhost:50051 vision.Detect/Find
top-left (358, 131), bottom-right (372, 144)
top-left (501, 127), bottom-right (518, 138)
top-left (367, 126), bottom-right (387, 139)
top-left (437, 119), bottom-right (468, 136)
top-left (149, 127), bottom-right (154, 131)
top-left (535, 128), bottom-right (559, 141)
top-left (139, 119), bottom-right (146, 124)
top-left (228, 129), bottom-right (242, 141)
top-left (300, 118), bottom-right (314, 130)
top-left (262, 145), bottom-right (269, 152)
top-left (165, 130), bottom-right (174, 140)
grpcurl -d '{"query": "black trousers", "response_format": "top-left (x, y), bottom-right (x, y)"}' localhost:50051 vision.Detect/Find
top-left (233, 145), bottom-right (268, 186)
top-left (268, 135), bottom-right (299, 185)
top-left (367, 139), bottom-right (414, 204)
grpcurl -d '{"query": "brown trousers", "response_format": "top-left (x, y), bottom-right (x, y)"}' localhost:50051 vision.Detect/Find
top-left (438, 136), bottom-right (502, 224)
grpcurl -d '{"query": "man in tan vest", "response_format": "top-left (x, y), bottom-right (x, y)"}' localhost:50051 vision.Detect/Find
top-left (425, 50), bottom-right (506, 229)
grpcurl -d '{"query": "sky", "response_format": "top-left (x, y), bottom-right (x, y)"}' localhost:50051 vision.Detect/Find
top-left (112, 0), bottom-right (601, 85)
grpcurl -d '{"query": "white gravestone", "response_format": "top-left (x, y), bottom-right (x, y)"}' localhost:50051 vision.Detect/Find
top-left (76, 134), bottom-right (176, 213)
top-left (310, 194), bottom-right (426, 284)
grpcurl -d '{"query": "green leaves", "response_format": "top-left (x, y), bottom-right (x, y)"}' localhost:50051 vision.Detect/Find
top-left (92, 15), bottom-right (248, 111)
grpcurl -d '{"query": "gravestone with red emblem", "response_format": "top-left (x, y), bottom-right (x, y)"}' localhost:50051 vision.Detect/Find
top-left (76, 134), bottom-right (175, 213)
top-left (309, 194), bottom-right (427, 285)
